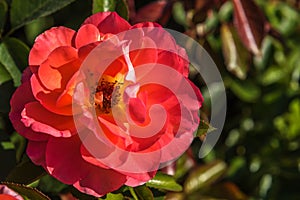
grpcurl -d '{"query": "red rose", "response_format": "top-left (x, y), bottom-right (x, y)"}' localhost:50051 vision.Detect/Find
top-left (10, 12), bottom-right (203, 197)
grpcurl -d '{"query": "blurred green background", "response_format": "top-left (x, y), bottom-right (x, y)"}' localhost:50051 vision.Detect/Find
top-left (0, 0), bottom-right (299, 199)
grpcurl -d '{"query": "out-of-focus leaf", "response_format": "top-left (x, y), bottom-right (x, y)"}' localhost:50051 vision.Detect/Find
top-left (165, 192), bottom-right (185, 200)
top-left (93, 0), bottom-right (116, 13)
top-left (260, 66), bottom-right (286, 85)
top-left (254, 36), bottom-right (273, 71)
top-left (134, 185), bottom-right (154, 200)
top-left (221, 23), bottom-right (249, 80)
top-left (232, 0), bottom-right (265, 55)
top-left (218, 1), bottom-right (233, 22)
top-left (174, 153), bottom-right (195, 180)
top-left (10, 0), bottom-right (76, 31)
top-left (2, 182), bottom-right (50, 200)
top-left (132, 0), bottom-right (167, 24)
top-left (25, 16), bottom-right (54, 45)
top-left (226, 156), bottom-right (246, 178)
top-left (0, 62), bottom-right (11, 85)
top-left (0, 40), bottom-right (22, 86)
top-left (274, 99), bottom-right (300, 140)
top-left (93, 0), bottom-right (129, 20)
top-left (265, 2), bottom-right (299, 36)
top-left (0, 0), bottom-right (8, 35)
top-left (206, 182), bottom-right (248, 200)
top-left (184, 160), bottom-right (227, 194)
top-left (6, 157), bottom-right (46, 185)
top-left (195, 120), bottom-right (217, 137)
top-left (226, 77), bottom-right (261, 103)
top-left (10, 132), bottom-right (26, 162)
top-left (146, 172), bottom-right (183, 192)
top-left (173, 2), bottom-right (187, 28)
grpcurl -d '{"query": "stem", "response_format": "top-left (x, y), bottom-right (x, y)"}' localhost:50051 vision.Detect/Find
top-left (129, 187), bottom-right (138, 200)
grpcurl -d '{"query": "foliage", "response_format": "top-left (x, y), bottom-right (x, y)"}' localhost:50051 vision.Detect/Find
top-left (0, 0), bottom-right (299, 199)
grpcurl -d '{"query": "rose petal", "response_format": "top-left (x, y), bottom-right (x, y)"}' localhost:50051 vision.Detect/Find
top-left (9, 81), bottom-right (49, 141)
top-left (47, 46), bottom-right (78, 68)
top-left (27, 140), bottom-right (47, 167)
top-left (31, 74), bottom-right (73, 116)
top-left (21, 102), bottom-right (76, 137)
top-left (75, 24), bottom-right (101, 48)
top-left (124, 172), bottom-right (155, 187)
top-left (21, 67), bottom-right (33, 83)
top-left (29, 27), bottom-right (76, 66)
top-left (0, 185), bottom-right (23, 200)
top-left (46, 136), bottom-right (87, 184)
top-left (82, 12), bottom-right (112, 27)
top-left (74, 164), bottom-right (126, 197)
top-left (98, 12), bottom-right (130, 34)
top-left (38, 60), bottom-right (62, 90)
top-left (128, 98), bottom-right (147, 124)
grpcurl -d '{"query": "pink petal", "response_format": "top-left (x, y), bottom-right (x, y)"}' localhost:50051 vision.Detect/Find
top-left (0, 184), bottom-right (23, 200)
top-left (75, 24), bottom-right (101, 48)
top-left (21, 102), bottom-right (76, 137)
top-left (9, 81), bottom-right (49, 141)
top-left (29, 27), bottom-right (76, 66)
top-left (98, 12), bottom-right (130, 34)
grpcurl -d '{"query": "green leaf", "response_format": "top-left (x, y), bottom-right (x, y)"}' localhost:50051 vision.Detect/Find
top-left (184, 160), bottom-right (227, 194)
top-left (174, 153), bottom-right (195, 180)
top-left (218, 1), bottom-right (233, 23)
top-left (93, 0), bottom-right (129, 20)
top-left (0, 62), bottom-right (11, 85)
top-left (134, 185), bottom-right (154, 200)
top-left (0, 0), bottom-right (8, 35)
top-left (226, 77), bottom-right (261, 103)
top-left (165, 192), bottom-right (185, 200)
top-left (6, 157), bottom-right (46, 185)
top-left (1, 141), bottom-right (15, 150)
top-left (221, 23), bottom-right (249, 80)
top-left (3, 37), bottom-right (30, 71)
top-left (103, 193), bottom-right (124, 200)
top-left (10, 0), bottom-right (76, 31)
top-left (10, 132), bottom-right (26, 162)
top-left (146, 172), bottom-right (183, 192)
top-left (195, 120), bottom-right (217, 137)
top-left (25, 16), bottom-right (54, 45)
top-left (172, 2), bottom-right (187, 28)
top-left (115, 0), bottom-right (129, 21)
top-left (2, 182), bottom-right (50, 200)
top-left (93, 0), bottom-right (116, 13)
top-left (38, 175), bottom-right (68, 194)
top-left (0, 40), bottom-right (22, 86)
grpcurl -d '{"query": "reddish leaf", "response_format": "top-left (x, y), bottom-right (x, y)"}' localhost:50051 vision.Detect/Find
top-left (232, 0), bottom-right (266, 55)
top-left (131, 0), bottom-right (167, 24)
top-left (221, 23), bottom-right (249, 79)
